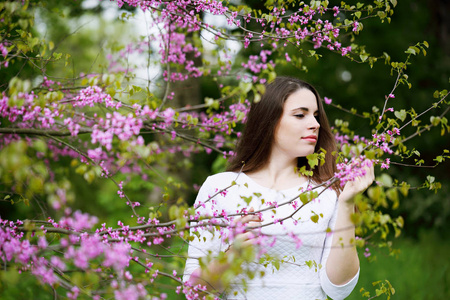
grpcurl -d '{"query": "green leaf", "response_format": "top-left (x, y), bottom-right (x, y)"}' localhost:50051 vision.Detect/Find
top-left (299, 193), bottom-right (309, 204)
top-left (52, 52), bottom-right (62, 60)
top-left (169, 205), bottom-right (178, 220)
top-left (405, 47), bottom-right (417, 55)
top-left (273, 259), bottom-right (280, 270)
top-left (367, 186), bottom-right (382, 201)
top-left (377, 173), bottom-right (393, 187)
top-left (377, 11), bottom-right (387, 19)
top-left (240, 195), bottom-right (253, 205)
top-left (306, 153), bottom-right (319, 169)
top-left (239, 81), bottom-right (252, 94)
top-left (386, 188), bottom-right (398, 203)
top-left (430, 116), bottom-right (441, 126)
top-left (350, 213), bottom-right (361, 224)
top-left (394, 110), bottom-right (407, 122)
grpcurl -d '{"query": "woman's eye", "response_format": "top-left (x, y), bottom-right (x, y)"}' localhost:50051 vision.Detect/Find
top-left (294, 114), bottom-right (304, 118)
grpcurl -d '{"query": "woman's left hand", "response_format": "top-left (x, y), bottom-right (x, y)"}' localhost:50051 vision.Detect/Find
top-left (339, 159), bottom-right (375, 203)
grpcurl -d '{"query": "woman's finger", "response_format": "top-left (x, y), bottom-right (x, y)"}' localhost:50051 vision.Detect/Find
top-left (245, 221), bottom-right (262, 230)
top-left (232, 207), bottom-right (263, 225)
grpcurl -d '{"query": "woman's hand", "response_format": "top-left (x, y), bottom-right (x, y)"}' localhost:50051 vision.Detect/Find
top-left (226, 207), bottom-right (262, 252)
top-left (327, 159), bottom-right (374, 285)
top-left (339, 159), bottom-right (375, 203)
top-left (187, 207), bottom-right (263, 291)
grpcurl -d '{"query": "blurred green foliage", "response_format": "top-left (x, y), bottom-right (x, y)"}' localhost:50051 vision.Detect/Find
top-left (350, 230), bottom-right (450, 300)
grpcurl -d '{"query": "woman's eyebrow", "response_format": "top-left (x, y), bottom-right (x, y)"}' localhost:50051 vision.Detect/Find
top-left (292, 107), bottom-right (319, 114)
top-left (292, 107), bottom-right (309, 112)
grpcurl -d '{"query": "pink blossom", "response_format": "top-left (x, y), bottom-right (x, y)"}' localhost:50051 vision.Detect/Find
top-left (73, 86), bottom-right (116, 109)
top-left (38, 236), bottom-right (48, 249)
top-left (341, 46), bottom-right (352, 56)
top-left (114, 283), bottom-right (147, 300)
top-left (381, 158), bottom-right (391, 169)
top-left (103, 242), bottom-right (131, 271)
top-left (285, 52), bottom-right (291, 62)
top-left (162, 108), bottom-right (175, 124)
top-left (58, 210), bottom-right (98, 231)
top-left (0, 42), bottom-right (8, 58)
top-left (31, 258), bottom-right (57, 285)
top-left (67, 286), bottom-right (80, 300)
top-left (335, 157), bottom-right (374, 186)
top-left (50, 256), bottom-right (67, 271)
top-left (332, 6), bottom-right (340, 17)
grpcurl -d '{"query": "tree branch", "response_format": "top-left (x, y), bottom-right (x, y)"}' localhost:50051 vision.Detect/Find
top-left (0, 127), bottom-right (91, 136)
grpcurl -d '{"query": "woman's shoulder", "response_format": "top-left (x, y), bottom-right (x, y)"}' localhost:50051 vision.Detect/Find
top-left (195, 172), bottom-right (241, 206)
top-left (204, 171), bottom-right (241, 187)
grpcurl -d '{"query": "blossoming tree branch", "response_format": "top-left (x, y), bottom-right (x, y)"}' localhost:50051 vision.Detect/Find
top-left (0, 0), bottom-right (448, 299)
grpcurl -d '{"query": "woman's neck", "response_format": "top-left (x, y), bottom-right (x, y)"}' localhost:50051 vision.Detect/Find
top-left (245, 158), bottom-right (307, 191)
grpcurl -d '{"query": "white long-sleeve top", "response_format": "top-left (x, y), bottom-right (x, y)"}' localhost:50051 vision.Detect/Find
top-left (184, 172), bottom-right (359, 300)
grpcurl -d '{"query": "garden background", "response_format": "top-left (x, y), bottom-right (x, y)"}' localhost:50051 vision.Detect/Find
top-left (0, 0), bottom-right (449, 299)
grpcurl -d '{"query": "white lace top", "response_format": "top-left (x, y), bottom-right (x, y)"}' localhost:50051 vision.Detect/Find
top-left (184, 172), bottom-right (359, 300)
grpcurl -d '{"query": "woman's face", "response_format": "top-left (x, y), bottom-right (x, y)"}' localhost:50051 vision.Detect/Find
top-left (271, 88), bottom-right (320, 161)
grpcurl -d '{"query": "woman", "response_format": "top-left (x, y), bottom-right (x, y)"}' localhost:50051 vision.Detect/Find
top-left (183, 77), bottom-right (374, 300)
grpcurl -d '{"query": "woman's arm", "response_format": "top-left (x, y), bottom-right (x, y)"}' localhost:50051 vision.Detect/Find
top-left (325, 161), bottom-right (374, 285)
top-left (324, 197), bottom-right (360, 285)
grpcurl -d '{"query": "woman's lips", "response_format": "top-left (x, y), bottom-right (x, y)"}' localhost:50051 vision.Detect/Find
top-left (302, 135), bottom-right (317, 142)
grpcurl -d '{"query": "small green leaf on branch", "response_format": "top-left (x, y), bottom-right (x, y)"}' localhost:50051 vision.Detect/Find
top-left (394, 110), bottom-right (407, 122)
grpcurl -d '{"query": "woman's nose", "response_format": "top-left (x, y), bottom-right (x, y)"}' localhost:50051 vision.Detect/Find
top-left (309, 116), bottom-right (320, 130)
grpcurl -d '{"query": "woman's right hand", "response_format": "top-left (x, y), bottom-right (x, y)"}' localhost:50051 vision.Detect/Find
top-left (226, 207), bottom-right (263, 252)
top-left (188, 207), bottom-right (263, 291)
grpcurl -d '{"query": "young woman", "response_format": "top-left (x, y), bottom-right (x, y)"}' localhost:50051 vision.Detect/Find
top-left (183, 77), bottom-right (374, 300)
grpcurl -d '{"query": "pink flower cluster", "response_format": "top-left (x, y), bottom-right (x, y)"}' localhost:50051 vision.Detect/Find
top-left (0, 41), bottom-right (9, 68)
top-left (58, 210), bottom-right (99, 231)
top-left (0, 92), bottom-right (39, 124)
top-left (1, 219), bottom-right (57, 285)
top-left (110, 0), bottom-right (359, 82)
top-left (91, 112), bottom-right (143, 151)
top-left (371, 129), bottom-right (401, 155)
top-left (0, 210), bottom-right (156, 298)
top-left (73, 86), bottom-right (120, 109)
top-left (114, 282), bottom-right (148, 300)
top-left (1, 220), bottom-right (34, 264)
top-left (241, 50), bottom-right (274, 74)
top-left (335, 157), bottom-right (374, 186)
top-left (334, 126), bottom-right (400, 172)
top-left (63, 232), bottom-right (132, 272)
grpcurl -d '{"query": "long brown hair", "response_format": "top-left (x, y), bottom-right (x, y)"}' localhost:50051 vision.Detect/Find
top-left (227, 76), bottom-right (338, 189)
